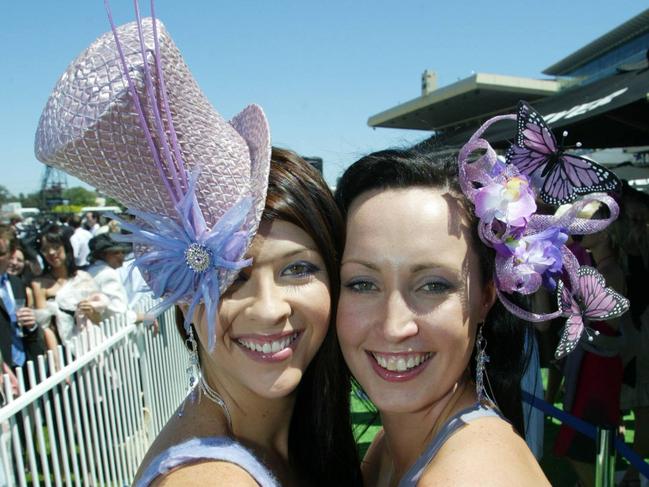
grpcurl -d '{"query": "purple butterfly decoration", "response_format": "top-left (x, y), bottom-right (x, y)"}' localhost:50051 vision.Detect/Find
top-left (554, 266), bottom-right (629, 359)
top-left (506, 101), bottom-right (620, 206)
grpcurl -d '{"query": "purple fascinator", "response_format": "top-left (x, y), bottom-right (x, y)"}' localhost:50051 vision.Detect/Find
top-left (458, 102), bottom-right (629, 358)
top-left (34, 4), bottom-right (271, 350)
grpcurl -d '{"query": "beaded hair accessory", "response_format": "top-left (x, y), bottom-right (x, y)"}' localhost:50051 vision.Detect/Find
top-left (458, 101), bottom-right (629, 359)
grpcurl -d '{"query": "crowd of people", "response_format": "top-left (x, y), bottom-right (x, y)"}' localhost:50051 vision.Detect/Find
top-left (540, 181), bottom-right (649, 487)
top-left (0, 211), bottom-right (154, 397)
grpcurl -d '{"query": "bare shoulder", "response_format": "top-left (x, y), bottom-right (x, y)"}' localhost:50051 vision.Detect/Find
top-left (151, 460), bottom-right (259, 487)
top-left (134, 401), bottom-right (231, 484)
top-left (420, 416), bottom-right (549, 486)
top-left (31, 276), bottom-right (52, 288)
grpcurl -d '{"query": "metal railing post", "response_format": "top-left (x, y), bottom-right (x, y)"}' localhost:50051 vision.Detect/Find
top-left (595, 426), bottom-right (616, 487)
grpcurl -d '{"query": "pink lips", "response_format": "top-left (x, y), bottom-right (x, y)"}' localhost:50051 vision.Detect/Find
top-left (367, 351), bottom-right (432, 382)
top-left (234, 331), bottom-right (302, 363)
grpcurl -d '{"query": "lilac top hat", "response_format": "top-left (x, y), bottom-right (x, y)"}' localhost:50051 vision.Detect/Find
top-left (35, 15), bottom-right (271, 349)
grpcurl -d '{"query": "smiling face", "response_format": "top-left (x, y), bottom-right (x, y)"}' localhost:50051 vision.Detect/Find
top-left (7, 249), bottom-right (25, 276)
top-left (195, 219), bottom-right (330, 400)
top-left (337, 188), bottom-right (495, 413)
top-left (41, 237), bottom-right (66, 270)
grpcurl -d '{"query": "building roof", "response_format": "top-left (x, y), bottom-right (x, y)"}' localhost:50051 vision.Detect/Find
top-left (426, 67), bottom-right (649, 150)
top-left (367, 73), bottom-right (559, 131)
top-left (543, 8), bottom-right (649, 75)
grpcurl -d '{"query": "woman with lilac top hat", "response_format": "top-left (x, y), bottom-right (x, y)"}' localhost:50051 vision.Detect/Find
top-left (334, 102), bottom-right (628, 486)
top-left (34, 4), bottom-right (360, 486)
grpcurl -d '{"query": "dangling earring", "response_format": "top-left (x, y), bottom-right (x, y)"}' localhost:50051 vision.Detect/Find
top-left (186, 326), bottom-right (200, 391)
top-left (475, 323), bottom-right (493, 405)
top-left (178, 325), bottom-right (200, 417)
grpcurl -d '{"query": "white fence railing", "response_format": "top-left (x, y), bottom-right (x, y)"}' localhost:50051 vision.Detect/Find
top-left (0, 300), bottom-right (189, 487)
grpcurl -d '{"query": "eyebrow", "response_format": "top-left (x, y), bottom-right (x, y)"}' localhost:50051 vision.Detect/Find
top-left (342, 259), bottom-right (459, 275)
top-left (246, 246), bottom-right (319, 265)
top-left (340, 259), bottom-right (379, 271)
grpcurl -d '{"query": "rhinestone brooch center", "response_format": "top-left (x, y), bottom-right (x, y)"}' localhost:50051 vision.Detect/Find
top-left (184, 243), bottom-right (212, 273)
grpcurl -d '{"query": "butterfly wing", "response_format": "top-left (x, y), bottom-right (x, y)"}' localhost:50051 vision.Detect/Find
top-left (506, 102), bottom-right (557, 179)
top-left (540, 153), bottom-right (621, 206)
top-left (555, 278), bottom-right (585, 359)
top-left (508, 101), bottom-right (621, 206)
top-left (555, 314), bottom-right (584, 359)
top-left (576, 266), bottom-right (630, 321)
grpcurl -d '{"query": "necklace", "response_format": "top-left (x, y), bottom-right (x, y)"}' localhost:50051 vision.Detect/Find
top-left (199, 376), bottom-right (233, 429)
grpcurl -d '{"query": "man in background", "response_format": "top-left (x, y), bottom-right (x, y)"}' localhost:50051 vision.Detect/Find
top-left (68, 215), bottom-right (93, 268)
top-left (0, 225), bottom-right (45, 376)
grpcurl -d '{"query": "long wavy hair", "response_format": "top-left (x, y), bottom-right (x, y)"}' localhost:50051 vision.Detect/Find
top-left (177, 147), bottom-right (362, 486)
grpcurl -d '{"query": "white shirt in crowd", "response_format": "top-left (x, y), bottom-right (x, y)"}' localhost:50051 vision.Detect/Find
top-left (69, 227), bottom-right (93, 267)
top-left (86, 259), bottom-right (136, 323)
top-left (88, 223), bottom-right (100, 236)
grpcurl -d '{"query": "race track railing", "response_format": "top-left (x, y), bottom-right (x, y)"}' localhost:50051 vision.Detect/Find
top-left (0, 300), bottom-right (188, 487)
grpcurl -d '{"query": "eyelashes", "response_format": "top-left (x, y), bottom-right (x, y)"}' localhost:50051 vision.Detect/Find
top-left (344, 279), bottom-right (378, 293)
top-left (280, 260), bottom-right (321, 279)
top-left (233, 260), bottom-right (321, 285)
top-left (417, 280), bottom-right (452, 294)
top-left (343, 278), bottom-right (453, 295)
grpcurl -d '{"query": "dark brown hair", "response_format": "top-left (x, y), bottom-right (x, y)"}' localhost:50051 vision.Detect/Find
top-left (177, 147), bottom-right (361, 486)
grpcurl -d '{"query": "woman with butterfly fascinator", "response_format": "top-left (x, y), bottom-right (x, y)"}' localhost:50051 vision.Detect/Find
top-left (34, 3), bottom-right (361, 486)
top-left (333, 101), bottom-right (628, 486)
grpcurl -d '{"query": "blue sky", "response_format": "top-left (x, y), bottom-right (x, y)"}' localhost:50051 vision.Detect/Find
top-left (0, 1), bottom-right (644, 196)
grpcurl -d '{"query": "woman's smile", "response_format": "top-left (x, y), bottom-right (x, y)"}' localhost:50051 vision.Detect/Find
top-left (367, 350), bottom-right (434, 382)
top-left (234, 330), bottom-right (303, 362)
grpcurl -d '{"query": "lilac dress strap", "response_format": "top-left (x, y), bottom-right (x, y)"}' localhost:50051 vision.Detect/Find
top-left (398, 403), bottom-right (503, 486)
top-left (136, 436), bottom-right (280, 487)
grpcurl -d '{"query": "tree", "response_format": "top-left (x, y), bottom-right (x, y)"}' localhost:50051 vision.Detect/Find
top-left (62, 187), bottom-right (97, 206)
top-left (18, 192), bottom-right (41, 209)
top-left (103, 196), bottom-right (125, 211)
top-left (0, 185), bottom-right (13, 205)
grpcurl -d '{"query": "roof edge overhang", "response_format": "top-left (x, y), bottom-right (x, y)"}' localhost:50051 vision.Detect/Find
top-left (543, 8), bottom-right (649, 76)
top-left (368, 73), bottom-right (559, 130)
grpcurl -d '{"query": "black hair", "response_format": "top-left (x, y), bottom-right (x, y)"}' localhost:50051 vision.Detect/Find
top-left (335, 147), bottom-right (530, 436)
top-left (38, 224), bottom-right (77, 277)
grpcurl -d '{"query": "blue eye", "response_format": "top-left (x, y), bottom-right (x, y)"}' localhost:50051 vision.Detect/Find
top-left (418, 281), bottom-right (451, 294)
top-left (345, 279), bottom-right (378, 293)
top-left (281, 260), bottom-right (320, 278)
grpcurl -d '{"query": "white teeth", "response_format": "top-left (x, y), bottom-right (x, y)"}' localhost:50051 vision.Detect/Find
top-left (396, 358), bottom-right (407, 372)
top-left (237, 333), bottom-right (299, 354)
top-left (372, 352), bottom-right (432, 372)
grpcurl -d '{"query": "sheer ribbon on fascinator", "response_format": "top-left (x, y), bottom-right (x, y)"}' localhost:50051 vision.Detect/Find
top-left (458, 103), bottom-right (629, 358)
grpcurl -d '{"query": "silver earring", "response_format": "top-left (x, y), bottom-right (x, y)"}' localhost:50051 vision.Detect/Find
top-left (186, 327), bottom-right (200, 389)
top-left (178, 326), bottom-right (200, 417)
top-left (475, 323), bottom-right (492, 404)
